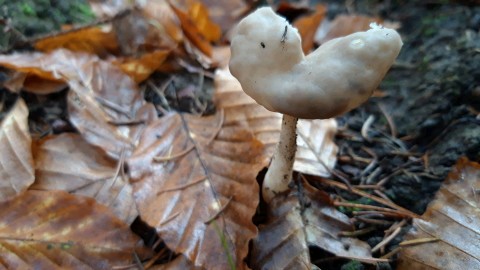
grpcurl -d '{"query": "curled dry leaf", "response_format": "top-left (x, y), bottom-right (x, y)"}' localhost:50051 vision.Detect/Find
top-left (214, 67), bottom-right (337, 177)
top-left (294, 4), bottom-right (327, 53)
top-left (128, 112), bottom-right (268, 270)
top-left (170, 3), bottom-right (213, 56)
top-left (0, 52), bottom-right (67, 95)
top-left (0, 49), bottom-right (156, 157)
top-left (315, 14), bottom-right (384, 44)
top-left (34, 26), bottom-right (120, 57)
top-left (250, 179), bottom-right (373, 269)
top-left (32, 133), bottom-right (138, 224)
top-left (186, 1), bottom-right (222, 43)
top-left (0, 98), bottom-right (34, 202)
top-left (0, 190), bottom-right (149, 269)
top-left (113, 3), bottom-right (183, 55)
top-left (180, 0), bottom-right (248, 35)
top-left (115, 49), bottom-right (171, 83)
top-left (397, 157), bottom-right (480, 270)
top-left (250, 192), bottom-right (311, 270)
top-left (151, 255), bottom-right (202, 270)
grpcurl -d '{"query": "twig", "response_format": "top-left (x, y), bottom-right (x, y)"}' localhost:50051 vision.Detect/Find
top-left (399, 237), bottom-right (439, 247)
top-left (318, 178), bottom-right (420, 218)
top-left (361, 115), bottom-right (375, 141)
top-left (377, 103), bottom-right (397, 137)
top-left (204, 196), bottom-right (233, 224)
top-left (339, 227), bottom-right (376, 237)
top-left (153, 144), bottom-right (195, 162)
top-left (372, 227), bottom-right (402, 253)
top-left (157, 176), bottom-right (207, 194)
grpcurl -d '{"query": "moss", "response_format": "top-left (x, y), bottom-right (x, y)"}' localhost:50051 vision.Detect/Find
top-left (0, 0), bottom-right (95, 50)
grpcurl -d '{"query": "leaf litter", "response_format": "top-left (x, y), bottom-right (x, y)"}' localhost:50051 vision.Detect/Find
top-left (397, 157), bottom-right (480, 270)
top-left (0, 0), bottom-right (474, 269)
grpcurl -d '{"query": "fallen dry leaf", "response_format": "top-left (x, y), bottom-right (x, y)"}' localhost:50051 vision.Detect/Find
top-left (115, 49), bottom-right (171, 83)
top-left (250, 179), bottom-right (373, 269)
top-left (296, 119), bottom-right (338, 177)
top-left (31, 133), bottom-right (138, 224)
top-left (128, 112), bottom-right (268, 270)
top-left (152, 255), bottom-right (201, 270)
top-left (397, 157), bottom-right (480, 269)
top-left (170, 3), bottom-right (213, 56)
top-left (214, 67), bottom-right (337, 177)
top-left (0, 98), bottom-right (34, 202)
top-left (186, 0), bottom-right (248, 34)
top-left (34, 26), bottom-right (119, 57)
top-left (250, 191), bottom-right (311, 269)
top-left (294, 4), bottom-right (327, 53)
top-left (315, 14), bottom-right (383, 44)
top-left (0, 49), bottom-right (157, 158)
top-left (113, 7), bottom-right (182, 55)
top-left (0, 190), bottom-right (149, 269)
top-left (187, 1), bottom-right (222, 42)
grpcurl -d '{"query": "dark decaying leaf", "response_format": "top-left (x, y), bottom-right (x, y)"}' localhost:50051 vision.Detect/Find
top-left (214, 68), bottom-right (338, 178)
top-left (397, 157), bottom-right (480, 270)
top-left (250, 179), bottom-right (373, 269)
top-left (0, 190), bottom-right (149, 269)
top-left (0, 98), bottom-right (34, 202)
top-left (31, 133), bottom-right (138, 224)
top-left (128, 112), bottom-right (268, 270)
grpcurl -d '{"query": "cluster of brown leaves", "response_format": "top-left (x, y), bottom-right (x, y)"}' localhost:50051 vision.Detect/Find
top-left (2, 1), bottom-right (476, 269)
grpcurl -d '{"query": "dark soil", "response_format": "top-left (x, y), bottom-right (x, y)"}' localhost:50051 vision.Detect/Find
top-left (1, 1), bottom-right (479, 270)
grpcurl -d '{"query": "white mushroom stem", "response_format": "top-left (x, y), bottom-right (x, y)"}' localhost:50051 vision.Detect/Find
top-left (262, 114), bottom-right (298, 203)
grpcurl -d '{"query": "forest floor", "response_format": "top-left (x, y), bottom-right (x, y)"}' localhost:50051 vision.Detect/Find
top-left (1, 0), bottom-right (479, 269)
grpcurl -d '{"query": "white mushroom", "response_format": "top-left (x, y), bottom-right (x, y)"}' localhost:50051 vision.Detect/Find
top-left (229, 7), bottom-right (403, 203)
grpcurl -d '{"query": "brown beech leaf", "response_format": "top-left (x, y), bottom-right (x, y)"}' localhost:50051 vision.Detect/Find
top-left (294, 4), bottom-right (327, 53)
top-left (115, 49), bottom-right (171, 83)
top-left (170, 3), bottom-right (212, 56)
top-left (34, 26), bottom-right (120, 57)
top-left (128, 112), bottom-right (268, 270)
top-left (0, 52), bottom-right (68, 94)
top-left (250, 191), bottom-right (310, 269)
top-left (397, 157), bottom-right (480, 270)
top-left (250, 179), bottom-right (373, 269)
top-left (214, 67), bottom-right (337, 177)
top-left (31, 133), bottom-right (137, 224)
top-left (113, 6), bottom-right (182, 55)
top-left (206, 0), bottom-right (249, 35)
top-left (315, 14), bottom-right (383, 44)
top-left (0, 52), bottom-right (66, 89)
top-left (0, 190), bottom-right (149, 269)
top-left (0, 98), bottom-right (34, 202)
top-left (187, 1), bottom-right (222, 42)
top-left (152, 255), bottom-right (201, 270)
top-left (0, 49), bottom-right (156, 157)
top-left (13, 48), bottom-right (156, 158)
